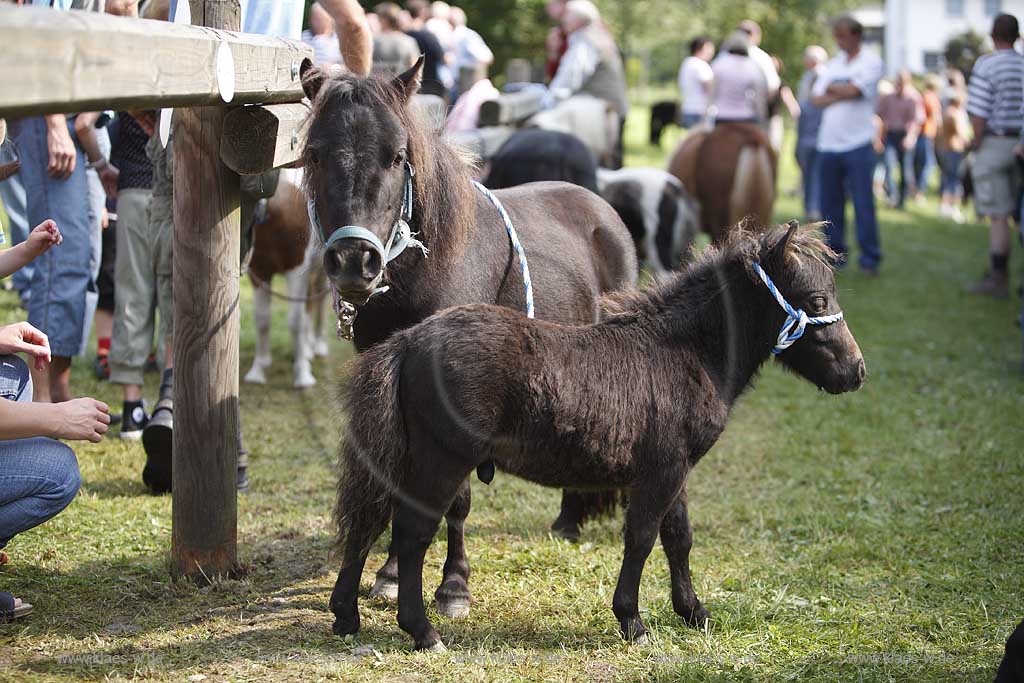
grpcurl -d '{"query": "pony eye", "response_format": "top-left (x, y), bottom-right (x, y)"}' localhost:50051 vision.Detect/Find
top-left (392, 150), bottom-right (406, 167)
top-left (811, 296), bottom-right (828, 310)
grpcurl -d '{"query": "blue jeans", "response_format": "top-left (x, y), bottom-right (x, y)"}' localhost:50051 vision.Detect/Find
top-left (795, 144), bottom-right (821, 216)
top-left (0, 355), bottom-right (81, 549)
top-left (0, 135), bottom-right (32, 299)
top-left (913, 135), bottom-right (935, 194)
top-left (818, 142), bottom-right (882, 270)
top-left (680, 112), bottom-right (703, 129)
top-left (883, 131), bottom-right (912, 207)
top-left (11, 117), bottom-right (96, 357)
top-left (938, 150), bottom-right (964, 196)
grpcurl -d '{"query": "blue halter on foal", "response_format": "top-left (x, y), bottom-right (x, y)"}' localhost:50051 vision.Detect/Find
top-left (752, 262), bottom-right (844, 355)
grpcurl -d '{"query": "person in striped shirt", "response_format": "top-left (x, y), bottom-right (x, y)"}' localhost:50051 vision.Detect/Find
top-left (966, 13), bottom-right (1024, 297)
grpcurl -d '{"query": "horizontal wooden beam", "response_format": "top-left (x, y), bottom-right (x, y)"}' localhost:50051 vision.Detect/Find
top-left (220, 102), bottom-right (310, 174)
top-left (0, 5), bottom-right (312, 118)
top-left (477, 90), bottom-right (544, 128)
top-left (448, 126), bottom-right (513, 162)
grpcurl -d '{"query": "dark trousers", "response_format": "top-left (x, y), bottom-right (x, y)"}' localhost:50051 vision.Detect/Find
top-left (819, 142), bottom-right (882, 270)
top-left (883, 130), bottom-right (912, 207)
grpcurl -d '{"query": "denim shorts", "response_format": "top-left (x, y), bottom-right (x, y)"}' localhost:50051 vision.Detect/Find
top-left (11, 117), bottom-right (97, 357)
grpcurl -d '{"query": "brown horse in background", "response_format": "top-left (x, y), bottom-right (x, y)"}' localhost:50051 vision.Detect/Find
top-left (667, 123), bottom-right (777, 242)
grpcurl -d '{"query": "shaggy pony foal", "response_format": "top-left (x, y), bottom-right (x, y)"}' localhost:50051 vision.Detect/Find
top-left (330, 223), bottom-right (865, 651)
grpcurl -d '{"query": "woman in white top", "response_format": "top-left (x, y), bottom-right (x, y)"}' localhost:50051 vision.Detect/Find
top-left (709, 31), bottom-right (767, 124)
top-left (677, 37), bottom-right (715, 128)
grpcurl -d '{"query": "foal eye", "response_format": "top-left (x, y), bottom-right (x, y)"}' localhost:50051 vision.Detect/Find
top-left (811, 296), bottom-right (828, 311)
top-left (392, 150), bottom-right (406, 167)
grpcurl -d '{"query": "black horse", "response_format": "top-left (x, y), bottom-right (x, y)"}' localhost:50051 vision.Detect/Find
top-left (299, 59), bottom-right (637, 621)
top-left (332, 223), bottom-right (865, 650)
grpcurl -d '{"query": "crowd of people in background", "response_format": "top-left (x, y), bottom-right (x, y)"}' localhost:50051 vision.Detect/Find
top-left (677, 11), bottom-right (1024, 290)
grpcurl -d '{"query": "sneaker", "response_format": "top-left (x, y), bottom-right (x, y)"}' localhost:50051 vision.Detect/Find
top-left (120, 403), bottom-right (149, 440)
top-left (967, 271), bottom-right (1009, 298)
top-left (93, 354), bottom-right (110, 381)
top-left (142, 398), bottom-right (173, 494)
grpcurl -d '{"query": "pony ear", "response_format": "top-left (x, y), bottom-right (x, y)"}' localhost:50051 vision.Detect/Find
top-left (392, 56), bottom-right (425, 102)
top-left (766, 220), bottom-right (800, 267)
top-left (300, 59), bottom-right (327, 102)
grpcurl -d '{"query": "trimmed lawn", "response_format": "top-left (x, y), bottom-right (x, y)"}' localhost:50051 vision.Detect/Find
top-left (1, 100), bottom-right (1022, 682)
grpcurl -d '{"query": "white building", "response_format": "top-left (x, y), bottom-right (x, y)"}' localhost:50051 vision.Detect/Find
top-left (855, 0), bottom-right (1024, 75)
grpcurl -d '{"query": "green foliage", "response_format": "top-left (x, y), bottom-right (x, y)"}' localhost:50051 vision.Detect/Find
top-left (945, 30), bottom-right (988, 80)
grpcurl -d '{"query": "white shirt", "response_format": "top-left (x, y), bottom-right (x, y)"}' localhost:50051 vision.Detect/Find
top-left (710, 53), bottom-right (767, 121)
top-left (547, 29), bottom-right (601, 104)
top-left (813, 48), bottom-right (884, 153)
top-left (678, 56), bottom-right (714, 115)
top-left (302, 31), bottom-right (344, 66)
top-left (749, 45), bottom-right (781, 95)
top-left (453, 25), bottom-right (494, 73)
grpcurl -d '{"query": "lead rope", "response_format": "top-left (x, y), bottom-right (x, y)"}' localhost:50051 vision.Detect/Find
top-left (752, 262), bottom-right (844, 354)
top-left (472, 181), bottom-right (535, 319)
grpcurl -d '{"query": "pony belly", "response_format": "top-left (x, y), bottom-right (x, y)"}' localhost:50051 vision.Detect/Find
top-left (493, 443), bottom-right (637, 490)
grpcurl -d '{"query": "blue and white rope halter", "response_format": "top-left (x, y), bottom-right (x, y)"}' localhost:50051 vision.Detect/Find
top-left (752, 262), bottom-right (844, 354)
top-left (473, 181), bottom-right (535, 319)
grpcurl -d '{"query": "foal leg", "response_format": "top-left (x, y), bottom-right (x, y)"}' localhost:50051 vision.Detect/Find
top-left (329, 514), bottom-right (391, 637)
top-left (244, 283), bottom-right (272, 384)
top-left (660, 488), bottom-right (710, 627)
top-left (370, 543), bottom-right (400, 602)
top-left (551, 489), bottom-right (585, 541)
top-left (285, 266), bottom-right (315, 388)
top-left (393, 499), bottom-right (448, 651)
top-left (613, 478), bottom-right (681, 643)
top-left (435, 481), bottom-right (472, 618)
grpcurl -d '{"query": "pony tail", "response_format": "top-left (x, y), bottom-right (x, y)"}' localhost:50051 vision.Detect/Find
top-left (333, 335), bottom-right (411, 560)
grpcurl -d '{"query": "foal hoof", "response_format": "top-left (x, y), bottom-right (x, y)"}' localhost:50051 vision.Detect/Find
top-left (419, 640), bottom-right (448, 653)
top-left (332, 616), bottom-right (360, 637)
top-left (550, 522), bottom-right (581, 542)
top-left (435, 595), bottom-right (471, 619)
top-left (680, 604), bottom-right (711, 628)
top-left (369, 576), bottom-right (399, 602)
top-left (633, 632), bottom-right (650, 646)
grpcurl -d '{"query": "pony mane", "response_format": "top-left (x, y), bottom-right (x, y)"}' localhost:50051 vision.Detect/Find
top-left (600, 222), bottom-right (836, 319)
top-left (305, 72), bottom-right (478, 267)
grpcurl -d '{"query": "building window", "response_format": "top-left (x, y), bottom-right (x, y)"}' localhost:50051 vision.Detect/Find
top-left (946, 0), bottom-right (964, 16)
top-left (985, 0), bottom-right (1003, 15)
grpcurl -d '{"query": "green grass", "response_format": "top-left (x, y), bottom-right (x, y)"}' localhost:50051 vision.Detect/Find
top-left (1, 103), bottom-right (1023, 682)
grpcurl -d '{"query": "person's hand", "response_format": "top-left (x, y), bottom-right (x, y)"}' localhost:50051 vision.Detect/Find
top-left (128, 110), bottom-right (156, 137)
top-left (98, 161), bottom-right (119, 199)
top-left (51, 398), bottom-right (110, 443)
top-left (0, 322), bottom-right (50, 371)
top-left (902, 135), bottom-right (917, 151)
top-left (46, 116), bottom-right (76, 179)
top-left (100, 207), bottom-right (110, 231)
top-left (24, 219), bottom-right (62, 260)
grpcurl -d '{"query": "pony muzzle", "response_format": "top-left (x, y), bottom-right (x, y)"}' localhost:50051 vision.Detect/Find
top-left (323, 238), bottom-right (385, 302)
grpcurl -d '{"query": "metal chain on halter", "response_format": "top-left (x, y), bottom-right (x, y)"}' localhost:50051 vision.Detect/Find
top-left (752, 262), bottom-right (844, 354)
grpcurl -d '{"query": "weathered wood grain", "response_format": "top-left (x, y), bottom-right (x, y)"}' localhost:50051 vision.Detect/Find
top-left (220, 102), bottom-right (311, 175)
top-left (170, 0), bottom-right (242, 582)
top-left (0, 3), bottom-right (312, 118)
top-left (477, 90), bottom-right (545, 128)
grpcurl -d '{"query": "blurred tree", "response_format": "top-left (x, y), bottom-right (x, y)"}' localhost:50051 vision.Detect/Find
top-left (944, 30), bottom-right (988, 81)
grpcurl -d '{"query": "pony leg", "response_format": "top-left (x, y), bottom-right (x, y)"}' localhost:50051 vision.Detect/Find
top-left (434, 481), bottom-right (471, 618)
top-left (244, 283), bottom-right (272, 385)
top-left (551, 489), bottom-right (585, 541)
top-left (370, 545), bottom-right (399, 602)
top-left (660, 488), bottom-right (710, 627)
top-left (393, 499), bottom-right (446, 651)
top-left (285, 267), bottom-right (316, 388)
top-left (612, 478), bottom-right (681, 643)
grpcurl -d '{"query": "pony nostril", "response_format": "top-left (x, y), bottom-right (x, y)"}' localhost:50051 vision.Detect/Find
top-left (857, 358), bottom-right (866, 381)
top-left (323, 247), bottom-right (344, 278)
top-left (361, 249), bottom-right (382, 280)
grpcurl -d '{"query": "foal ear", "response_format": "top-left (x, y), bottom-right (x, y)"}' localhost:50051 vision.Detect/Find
top-left (300, 59), bottom-right (328, 102)
top-left (768, 220), bottom-right (800, 263)
top-left (392, 56), bottom-right (425, 102)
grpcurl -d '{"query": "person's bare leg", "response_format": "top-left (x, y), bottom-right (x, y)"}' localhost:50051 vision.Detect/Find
top-left (48, 356), bottom-right (73, 403)
top-left (94, 309), bottom-right (113, 343)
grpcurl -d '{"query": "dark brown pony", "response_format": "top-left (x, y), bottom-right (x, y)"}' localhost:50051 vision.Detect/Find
top-left (300, 59), bottom-right (637, 623)
top-left (668, 123), bottom-right (777, 242)
top-left (332, 223), bottom-right (865, 650)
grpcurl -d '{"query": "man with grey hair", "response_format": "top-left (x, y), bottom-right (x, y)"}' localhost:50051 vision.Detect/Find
top-left (546, 0), bottom-right (628, 166)
top-left (737, 19), bottom-right (781, 102)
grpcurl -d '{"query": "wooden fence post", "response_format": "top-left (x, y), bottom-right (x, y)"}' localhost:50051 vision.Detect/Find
top-left (171, 0), bottom-right (242, 581)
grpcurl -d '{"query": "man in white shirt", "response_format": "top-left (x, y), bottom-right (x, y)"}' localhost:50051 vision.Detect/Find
top-left (710, 31), bottom-right (767, 123)
top-left (677, 36), bottom-right (714, 128)
top-left (811, 14), bottom-right (885, 275)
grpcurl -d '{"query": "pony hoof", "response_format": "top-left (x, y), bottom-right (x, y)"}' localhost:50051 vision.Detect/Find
top-left (293, 375), bottom-right (317, 389)
top-left (315, 340), bottom-right (330, 357)
top-left (244, 368), bottom-right (267, 385)
top-left (435, 596), bottom-right (471, 619)
top-left (332, 617), bottom-right (360, 637)
top-left (682, 605), bottom-right (711, 628)
top-left (550, 524), bottom-right (580, 542)
top-left (633, 633), bottom-right (649, 646)
top-left (369, 576), bottom-right (399, 602)
top-left (420, 640), bottom-right (448, 653)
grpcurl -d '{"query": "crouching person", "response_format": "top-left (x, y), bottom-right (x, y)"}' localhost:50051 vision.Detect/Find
top-left (0, 220), bottom-right (111, 623)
